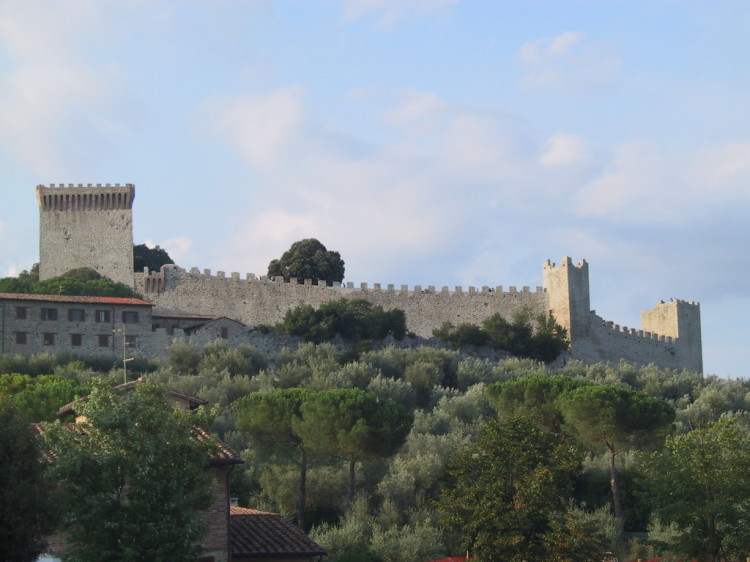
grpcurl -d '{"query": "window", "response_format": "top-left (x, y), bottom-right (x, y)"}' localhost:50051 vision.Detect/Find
top-left (14, 306), bottom-right (27, 320)
top-left (14, 332), bottom-right (27, 345)
top-left (125, 335), bottom-right (137, 348)
top-left (122, 311), bottom-right (139, 324)
top-left (95, 310), bottom-right (111, 323)
top-left (71, 334), bottom-right (83, 347)
top-left (98, 334), bottom-right (110, 347)
top-left (68, 309), bottom-right (86, 322)
top-left (41, 308), bottom-right (58, 321)
top-left (220, 327), bottom-right (229, 339)
top-left (43, 333), bottom-right (56, 346)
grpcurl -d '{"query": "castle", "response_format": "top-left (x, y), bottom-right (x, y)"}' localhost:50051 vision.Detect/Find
top-left (27, 183), bottom-right (702, 372)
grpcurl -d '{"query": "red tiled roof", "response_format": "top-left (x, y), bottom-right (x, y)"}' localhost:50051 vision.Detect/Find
top-left (0, 292), bottom-right (153, 306)
top-left (230, 506), bottom-right (327, 558)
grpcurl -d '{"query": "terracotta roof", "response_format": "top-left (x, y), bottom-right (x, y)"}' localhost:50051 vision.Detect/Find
top-left (230, 506), bottom-right (327, 558)
top-left (0, 292), bottom-right (153, 306)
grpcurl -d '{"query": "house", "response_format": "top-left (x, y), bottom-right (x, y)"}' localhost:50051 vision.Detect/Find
top-left (0, 293), bottom-right (153, 356)
top-left (35, 381), bottom-right (325, 561)
top-left (230, 507), bottom-right (327, 561)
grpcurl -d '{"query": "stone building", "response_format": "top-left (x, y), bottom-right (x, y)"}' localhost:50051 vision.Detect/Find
top-left (0, 293), bottom-right (153, 357)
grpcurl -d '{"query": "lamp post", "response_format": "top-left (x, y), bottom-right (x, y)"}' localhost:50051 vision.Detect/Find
top-left (114, 324), bottom-right (136, 384)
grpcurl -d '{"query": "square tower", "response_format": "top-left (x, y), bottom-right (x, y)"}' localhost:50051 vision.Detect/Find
top-left (542, 257), bottom-right (591, 338)
top-left (37, 183), bottom-right (135, 287)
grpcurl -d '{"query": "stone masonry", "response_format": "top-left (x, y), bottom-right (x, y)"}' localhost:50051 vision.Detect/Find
top-left (37, 183), bottom-right (135, 287)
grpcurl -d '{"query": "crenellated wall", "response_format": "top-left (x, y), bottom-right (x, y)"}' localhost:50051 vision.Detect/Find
top-left (135, 265), bottom-right (549, 338)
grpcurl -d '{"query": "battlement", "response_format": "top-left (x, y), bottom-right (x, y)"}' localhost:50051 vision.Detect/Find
top-left (597, 316), bottom-right (676, 344)
top-left (543, 257), bottom-right (589, 271)
top-left (36, 183), bottom-right (135, 211)
top-left (141, 266), bottom-right (545, 297)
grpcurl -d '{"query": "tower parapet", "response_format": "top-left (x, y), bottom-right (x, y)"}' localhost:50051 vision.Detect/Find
top-left (37, 183), bottom-right (135, 287)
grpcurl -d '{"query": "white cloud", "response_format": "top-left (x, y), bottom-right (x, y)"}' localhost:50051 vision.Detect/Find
top-left (539, 132), bottom-right (589, 166)
top-left (519, 31), bottom-right (583, 65)
top-left (206, 87), bottom-right (306, 172)
top-left (574, 138), bottom-right (750, 223)
top-left (162, 237), bottom-right (193, 264)
top-left (517, 31), bottom-right (620, 92)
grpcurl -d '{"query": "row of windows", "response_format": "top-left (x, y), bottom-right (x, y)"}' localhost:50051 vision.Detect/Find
top-left (14, 307), bottom-right (140, 324)
top-left (13, 332), bottom-right (137, 348)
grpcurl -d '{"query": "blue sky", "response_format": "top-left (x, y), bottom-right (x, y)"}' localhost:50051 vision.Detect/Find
top-left (1, 1), bottom-right (748, 377)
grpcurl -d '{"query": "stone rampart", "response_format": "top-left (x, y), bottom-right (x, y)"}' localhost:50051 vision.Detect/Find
top-left (135, 266), bottom-right (549, 338)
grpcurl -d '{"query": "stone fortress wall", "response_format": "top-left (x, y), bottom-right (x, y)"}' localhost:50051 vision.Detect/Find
top-left (36, 183), bottom-right (703, 372)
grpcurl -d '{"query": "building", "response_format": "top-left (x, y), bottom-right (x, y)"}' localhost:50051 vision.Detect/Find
top-left (0, 293), bottom-right (153, 357)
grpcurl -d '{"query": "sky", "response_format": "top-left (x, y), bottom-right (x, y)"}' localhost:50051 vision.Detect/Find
top-left (0, 0), bottom-right (748, 377)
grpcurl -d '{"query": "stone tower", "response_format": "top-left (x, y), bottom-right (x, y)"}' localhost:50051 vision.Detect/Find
top-left (641, 299), bottom-right (703, 373)
top-left (37, 183), bottom-right (135, 287)
top-left (542, 257), bottom-right (591, 338)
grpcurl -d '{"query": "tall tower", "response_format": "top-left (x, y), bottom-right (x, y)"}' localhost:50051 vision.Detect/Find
top-left (37, 183), bottom-right (135, 287)
top-left (542, 257), bottom-right (591, 339)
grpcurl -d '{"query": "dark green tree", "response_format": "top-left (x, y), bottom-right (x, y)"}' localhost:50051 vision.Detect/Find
top-left (641, 419), bottom-right (750, 560)
top-left (558, 385), bottom-right (674, 522)
top-left (487, 374), bottom-right (590, 433)
top-left (268, 238), bottom-right (345, 285)
top-left (235, 388), bottom-right (312, 529)
top-left (42, 381), bottom-right (215, 561)
top-left (438, 416), bottom-right (607, 561)
top-left (0, 397), bottom-right (53, 561)
top-left (295, 388), bottom-right (413, 503)
top-left (133, 244), bottom-right (175, 272)
top-left (277, 298), bottom-right (406, 343)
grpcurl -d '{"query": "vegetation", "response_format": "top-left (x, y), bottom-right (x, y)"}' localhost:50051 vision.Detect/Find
top-left (438, 416), bottom-right (608, 561)
top-left (276, 298), bottom-right (407, 344)
top-left (133, 243), bottom-right (174, 272)
top-left (2, 339), bottom-right (750, 559)
top-left (433, 311), bottom-right (568, 363)
top-left (42, 380), bottom-right (216, 561)
top-left (0, 267), bottom-right (139, 298)
top-left (268, 238), bottom-right (345, 285)
top-left (0, 397), bottom-right (53, 561)
top-left (641, 418), bottom-right (750, 560)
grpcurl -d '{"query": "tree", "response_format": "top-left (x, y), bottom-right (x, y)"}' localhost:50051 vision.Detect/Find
top-left (438, 416), bottom-right (607, 561)
top-left (295, 388), bottom-right (413, 503)
top-left (235, 388), bottom-right (312, 529)
top-left (42, 381), bottom-right (215, 561)
top-left (133, 243), bottom-right (175, 272)
top-left (268, 238), bottom-right (345, 284)
top-left (558, 385), bottom-right (674, 522)
top-left (277, 298), bottom-right (406, 344)
top-left (641, 419), bottom-right (750, 560)
top-left (0, 397), bottom-right (52, 561)
top-left (486, 374), bottom-right (590, 433)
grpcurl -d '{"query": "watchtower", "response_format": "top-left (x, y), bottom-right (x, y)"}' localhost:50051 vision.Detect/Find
top-left (542, 257), bottom-right (591, 338)
top-left (641, 299), bottom-right (703, 373)
top-left (36, 183), bottom-right (135, 287)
